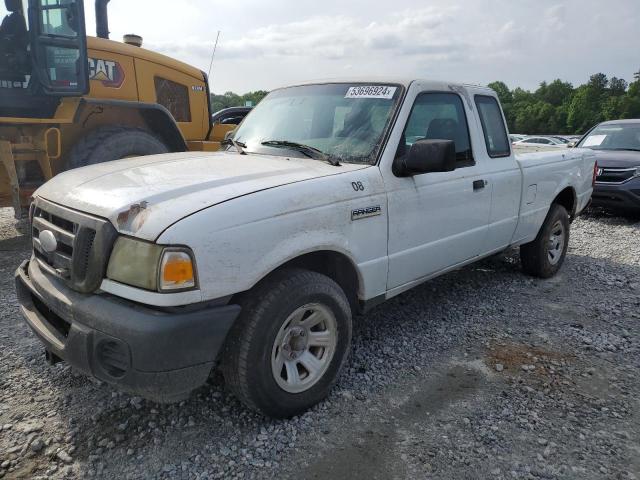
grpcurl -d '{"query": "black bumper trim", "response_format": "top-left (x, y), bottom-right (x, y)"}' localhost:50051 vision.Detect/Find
top-left (592, 181), bottom-right (640, 211)
top-left (15, 260), bottom-right (241, 401)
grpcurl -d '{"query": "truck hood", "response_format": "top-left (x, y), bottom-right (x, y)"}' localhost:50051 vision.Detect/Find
top-left (590, 149), bottom-right (640, 168)
top-left (35, 151), bottom-right (369, 240)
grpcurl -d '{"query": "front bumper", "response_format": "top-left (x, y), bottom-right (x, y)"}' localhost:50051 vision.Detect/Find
top-left (15, 259), bottom-right (240, 402)
top-left (591, 179), bottom-right (640, 211)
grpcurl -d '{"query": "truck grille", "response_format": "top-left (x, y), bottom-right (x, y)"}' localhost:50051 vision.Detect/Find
top-left (31, 198), bottom-right (117, 293)
top-left (595, 167), bottom-right (637, 185)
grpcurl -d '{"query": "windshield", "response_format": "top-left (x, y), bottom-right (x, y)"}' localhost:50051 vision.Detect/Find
top-left (231, 83), bottom-right (403, 164)
top-left (0, 0), bottom-right (31, 88)
top-left (578, 123), bottom-right (640, 151)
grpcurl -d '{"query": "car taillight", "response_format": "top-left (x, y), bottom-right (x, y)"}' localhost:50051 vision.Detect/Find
top-left (592, 161), bottom-right (598, 187)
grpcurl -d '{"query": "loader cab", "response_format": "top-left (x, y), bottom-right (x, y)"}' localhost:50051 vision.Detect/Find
top-left (0, 0), bottom-right (88, 117)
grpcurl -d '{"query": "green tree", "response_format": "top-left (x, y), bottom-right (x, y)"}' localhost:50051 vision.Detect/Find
top-left (539, 79), bottom-right (573, 106)
top-left (209, 90), bottom-right (269, 113)
top-left (488, 81), bottom-right (512, 104)
top-left (609, 77), bottom-right (628, 96)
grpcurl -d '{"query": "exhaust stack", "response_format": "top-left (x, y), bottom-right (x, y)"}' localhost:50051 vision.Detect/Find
top-left (95, 0), bottom-right (110, 39)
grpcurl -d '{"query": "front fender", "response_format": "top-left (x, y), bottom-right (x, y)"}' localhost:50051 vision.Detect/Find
top-left (157, 169), bottom-right (389, 302)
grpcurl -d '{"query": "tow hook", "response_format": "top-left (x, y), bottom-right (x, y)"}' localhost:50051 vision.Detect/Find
top-left (45, 350), bottom-right (62, 365)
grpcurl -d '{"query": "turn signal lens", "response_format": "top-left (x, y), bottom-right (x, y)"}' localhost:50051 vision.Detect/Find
top-left (160, 251), bottom-right (195, 291)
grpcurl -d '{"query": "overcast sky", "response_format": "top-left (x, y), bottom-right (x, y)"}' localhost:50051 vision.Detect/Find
top-left (85, 0), bottom-right (639, 94)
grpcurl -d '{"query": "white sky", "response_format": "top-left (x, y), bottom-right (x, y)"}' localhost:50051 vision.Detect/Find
top-left (84, 0), bottom-right (639, 94)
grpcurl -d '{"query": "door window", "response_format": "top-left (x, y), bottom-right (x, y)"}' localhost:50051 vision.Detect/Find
top-left (397, 92), bottom-right (474, 167)
top-left (475, 95), bottom-right (510, 157)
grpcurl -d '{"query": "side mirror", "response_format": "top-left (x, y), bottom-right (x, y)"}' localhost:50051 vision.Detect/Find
top-left (397, 139), bottom-right (456, 176)
top-left (567, 141), bottom-right (576, 148)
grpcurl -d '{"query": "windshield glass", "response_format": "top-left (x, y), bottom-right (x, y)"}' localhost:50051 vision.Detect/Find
top-left (0, 0), bottom-right (31, 88)
top-left (578, 123), bottom-right (640, 151)
top-left (231, 83), bottom-right (403, 164)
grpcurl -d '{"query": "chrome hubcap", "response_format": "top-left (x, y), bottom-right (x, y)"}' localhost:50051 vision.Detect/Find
top-left (271, 303), bottom-right (337, 394)
top-left (547, 220), bottom-right (565, 265)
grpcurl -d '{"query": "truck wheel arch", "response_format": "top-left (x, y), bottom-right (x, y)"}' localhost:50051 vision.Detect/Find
top-left (552, 186), bottom-right (577, 219)
top-left (75, 99), bottom-right (187, 153)
top-left (238, 250), bottom-right (363, 315)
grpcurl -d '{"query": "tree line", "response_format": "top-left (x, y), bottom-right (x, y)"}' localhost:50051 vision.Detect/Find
top-left (489, 73), bottom-right (640, 135)
top-left (210, 91), bottom-right (269, 113)
top-left (211, 72), bottom-right (640, 135)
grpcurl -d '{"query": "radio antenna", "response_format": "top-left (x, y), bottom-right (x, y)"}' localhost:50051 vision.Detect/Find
top-left (207, 31), bottom-right (221, 81)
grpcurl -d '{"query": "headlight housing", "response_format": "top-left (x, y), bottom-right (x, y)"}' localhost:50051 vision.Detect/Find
top-left (106, 237), bottom-right (197, 292)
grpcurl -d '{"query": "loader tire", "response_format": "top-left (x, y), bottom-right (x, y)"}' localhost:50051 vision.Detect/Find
top-left (68, 126), bottom-right (169, 169)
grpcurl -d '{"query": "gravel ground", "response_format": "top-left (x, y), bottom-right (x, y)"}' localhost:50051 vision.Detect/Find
top-left (0, 207), bottom-right (638, 480)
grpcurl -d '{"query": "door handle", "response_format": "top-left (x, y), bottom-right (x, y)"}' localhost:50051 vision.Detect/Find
top-left (473, 179), bottom-right (487, 191)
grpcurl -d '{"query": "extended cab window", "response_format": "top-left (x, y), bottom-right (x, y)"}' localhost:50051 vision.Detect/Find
top-left (155, 77), bottom-right (191, 122)
top-left (475, 95), bottom-right (510, 157)
top-left (397, 92), bottom-right (473, 167)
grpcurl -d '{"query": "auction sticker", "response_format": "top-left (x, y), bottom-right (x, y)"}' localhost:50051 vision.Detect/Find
top-left (345, 85), bottom-right (397, 99)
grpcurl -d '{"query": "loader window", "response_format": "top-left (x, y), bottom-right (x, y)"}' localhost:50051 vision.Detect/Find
top-left (0, 0), bottom-right (31, 86)
top-left (40, 0), bottom-right (79, 37)
top-left (155, 77), bottom-right (191, 122)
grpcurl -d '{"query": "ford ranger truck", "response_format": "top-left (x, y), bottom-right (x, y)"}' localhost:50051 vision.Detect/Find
top-left (15, 80), bottom-right (597, 418)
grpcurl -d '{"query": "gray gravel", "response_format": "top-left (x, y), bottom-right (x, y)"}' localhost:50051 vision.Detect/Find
top-left (1, 206), bottom-right (639, 480)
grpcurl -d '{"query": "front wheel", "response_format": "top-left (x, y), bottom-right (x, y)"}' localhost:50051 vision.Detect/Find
top-left (221, 268), bottom-right (352, 418)
top-left (520, 203), bottom-right (570, 278)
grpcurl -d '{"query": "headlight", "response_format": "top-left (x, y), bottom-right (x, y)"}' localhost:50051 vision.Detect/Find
top-left (106, 237), bottom-right (196, 292)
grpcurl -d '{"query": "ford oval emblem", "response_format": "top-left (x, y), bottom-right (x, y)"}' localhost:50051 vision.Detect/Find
top-left (39, 230), bottom-right (58, 253)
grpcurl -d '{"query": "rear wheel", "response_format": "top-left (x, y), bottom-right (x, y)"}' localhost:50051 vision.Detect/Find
top-left (68, 126), bottom-right (169, 169)
top-left (520, 203), bottom-right (570, 278)
top-left (222, 268), bottom-right (352, 418)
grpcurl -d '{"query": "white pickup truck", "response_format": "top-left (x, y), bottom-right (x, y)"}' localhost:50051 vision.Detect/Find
top-left (16, 79), bottom-right (596, 418)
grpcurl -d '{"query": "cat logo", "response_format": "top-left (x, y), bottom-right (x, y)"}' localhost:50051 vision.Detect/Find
top-left (88, 58), bottom-right (125, 88)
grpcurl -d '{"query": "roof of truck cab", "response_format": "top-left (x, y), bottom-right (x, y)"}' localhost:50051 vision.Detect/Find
top-left (276, 77), bottom-right (494, 92)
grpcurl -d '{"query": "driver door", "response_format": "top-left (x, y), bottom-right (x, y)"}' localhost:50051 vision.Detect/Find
top-left (384, 90), bottom-right (492, 291)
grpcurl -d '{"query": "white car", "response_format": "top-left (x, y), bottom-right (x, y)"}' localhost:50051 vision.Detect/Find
top-left (514, 136), bottom-right (568, 149)
top-left (16, 79), bottom-right (596, 418)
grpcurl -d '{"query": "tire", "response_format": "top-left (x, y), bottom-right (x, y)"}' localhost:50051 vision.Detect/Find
top-left (67, 126), bottom-right (169, 169)
top-left (222, 268), bottom-right (352, 418)
top-left (520, 203), bottom-right (570, 278)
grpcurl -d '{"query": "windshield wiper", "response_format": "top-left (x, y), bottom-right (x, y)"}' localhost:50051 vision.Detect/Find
top-left (609, 148), bottom-right (640, 152)
top-left (261, 140), bottom-right (340, 166)
top-left (221, 138), bottom-right (247, 155)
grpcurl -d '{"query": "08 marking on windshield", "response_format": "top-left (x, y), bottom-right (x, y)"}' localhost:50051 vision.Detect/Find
top-left (345, 86), bottom-right (397, 99)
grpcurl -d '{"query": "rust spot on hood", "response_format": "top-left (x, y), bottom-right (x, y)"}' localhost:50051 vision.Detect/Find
top-left (116, 201), bottom-right (150, 232)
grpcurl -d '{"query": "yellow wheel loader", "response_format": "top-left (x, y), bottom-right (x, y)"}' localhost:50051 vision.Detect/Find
top-left (0, 0), bottom-right (236, 216)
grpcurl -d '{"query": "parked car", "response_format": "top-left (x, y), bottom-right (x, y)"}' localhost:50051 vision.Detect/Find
top-left (510, 134), bottom-right (526, 143)
top-left (211, 106), bottom-right (253, 125)
top-left (577, 119), bottom-right (640, 212)
top-left (16, 79), bottom-right (596, 418)
top-left (514, 136), bottom-right (568, 148)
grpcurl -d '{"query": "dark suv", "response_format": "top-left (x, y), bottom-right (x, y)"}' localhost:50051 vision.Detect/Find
top-left (577, 119), bottom-right (640, 212)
